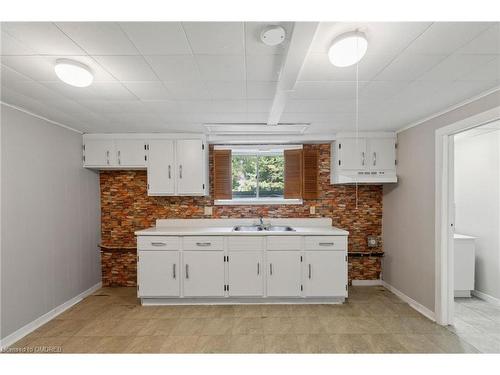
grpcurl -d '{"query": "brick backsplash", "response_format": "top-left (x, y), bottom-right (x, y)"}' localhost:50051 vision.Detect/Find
top-left (100, 144), bottom-right (383, 286)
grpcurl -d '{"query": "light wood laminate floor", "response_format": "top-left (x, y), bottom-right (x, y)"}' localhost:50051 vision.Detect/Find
top-left (5, 286), bottom-right (486, 353)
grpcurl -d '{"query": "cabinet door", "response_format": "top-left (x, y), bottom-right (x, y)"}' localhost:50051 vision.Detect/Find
top-left (115, 139), bottom-right (146, 167)
top-left (183, 251), bottom-right (225, 297)
top-left (147, 140), bottom-right (175, 195)
top-left (138, 251), bottom-right (180, 297)
top-left (176, 139), bottom-right (205, 195)
top-left (304, 251), bottom-right (347, 297)
top-left (368, 138), bottom-right (395, 171)
top-left (84, 139), bottom-right (115, 166)
top-left (266, 251), bottom-right (302, 297)
top-left (337, 138), bottom-right (367, 170)
top-left (228, 252), bottom-right (263, 297)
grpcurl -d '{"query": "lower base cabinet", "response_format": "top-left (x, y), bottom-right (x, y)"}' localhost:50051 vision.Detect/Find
top-left (138, 251), bottom-right (180, 297)
top-left (183, 251), bottom-right (225, 297)
top-left (228, 251), bottom-right (264, 297)
top-left (304, 251), bottom-right (347, 297)
top-left (266, 251), bottom-right (302, 297)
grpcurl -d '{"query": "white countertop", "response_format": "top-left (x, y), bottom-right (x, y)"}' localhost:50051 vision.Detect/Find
top-left (135, 218), bottom-right (349, 236)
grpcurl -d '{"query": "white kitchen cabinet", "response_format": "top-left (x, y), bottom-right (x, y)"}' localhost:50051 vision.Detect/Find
top-left (114, 139), bottom-right (146, 167)
top-left (227, 252), bottom-right (264, 297)
top-left (83, 139), bottom-right (115, 167)
top-left (183, 251), bottom-right (225, 297)
top-left (138, 251), bottom-right (180, 297)
top-left (147, 139), bottom-right (175, 195)
top-left (331, 132), bottom-right (397, 184)
top-left (304, 251), bottom-right (347, 297)
top-left (176, 139), bottom-right (206, 195)
top-left (454, 234), bottom-right (476, 297)
top-left (266, 251), bottom-right (302, 297)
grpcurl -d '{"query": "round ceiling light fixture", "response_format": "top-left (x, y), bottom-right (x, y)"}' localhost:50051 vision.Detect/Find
top-left (260, 26), bottom-right (286, 46)
top-left (54, 59), bottom-right (94, 87)
top-left (328, 31), bottom-right (368, 67)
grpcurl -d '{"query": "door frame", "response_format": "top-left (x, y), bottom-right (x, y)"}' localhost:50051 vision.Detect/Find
top-left (434, 105), bottom-right (500, 325)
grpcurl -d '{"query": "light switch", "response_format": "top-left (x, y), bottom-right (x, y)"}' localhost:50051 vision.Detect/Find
top-left (310, 206), bottom-right (315, 215)
top-left (204, 206), bottom-right (213, 216)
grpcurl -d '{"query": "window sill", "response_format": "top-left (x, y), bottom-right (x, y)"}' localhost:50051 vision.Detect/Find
top-left (214, 198), bottom-right (303, 206)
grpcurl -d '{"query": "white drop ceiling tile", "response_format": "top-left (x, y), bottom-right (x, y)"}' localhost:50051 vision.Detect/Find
top-left (457, 24), bottom-right (500, 54)
top-left (0, 86), bottom-right (43, 108)
top-left (92, 82), bottom-right (138, 100)
top-left (178, 100), bottom-right (213, 113)
top-left (3, 79), bottom-right (64, 100)
top-left (76, 99), bottom-right (126, 113)
top-left (163, 80), bottom-right (210, 99)
top-left (196, 55), bottom-right (245, 81)
top-left (360, 81), bottom-right (411, 100)
top-left (281, 112), bottom-right (354, 123)
top-left (247, 99), bottom-right (272, 113)
top-left (441, 80), bottom-right (500, 106)
top-left (145, 55), bottom-right (201, 81)
top-left (374, 54), bottom-right (447, 81)
top-left (246, 54), bottom-right (283, 81)
top-left (246, 81), bottom-right (277, 99)
top-left (244, 22), bottom-right (292, 55)
top-left (122, 82), bottom-right (173, 100)
top-left (119, 22), bottom-right (191, 55)
top-left (56, 22), bottom-right (139, 55)
top-left (291, 81), bottom-right (366, 100)
top-left (458, 56), bottom-right (500, 81)
top-left (0, 64), bottom-right (32, 84)
top-left (205, 81), bottom-right (246, 99)
top-left (284, 99), bottom-right (355, 113)
top-left (141, 100), bottom-right (181, 114)
top-left (103, 112), bottom-right (161, 123)
top-left (93, 55), bottom-right (157, 81)
top-left (0, 31), bottom-right (36, 55)
top-left (404, 22), bottom-right (493, 55)
top-left (1, 22), bottom-right (85, 55)
top-left (210, 100), bottom-right (247, 113)
top-left (417, 54), bottom-right (497, 82)
top-left (245, 112), bottom-right (269, 122)
top-left (41, 81), bottom-right (105, 100)
top-left (40, 98), bottom-right (96, 115)
top-left (183, 22), bottom-right (244, 55)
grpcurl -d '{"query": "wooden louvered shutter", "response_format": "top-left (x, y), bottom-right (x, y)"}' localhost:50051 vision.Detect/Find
top-left (213, 150), bottom-right (232, 199)
top-left (302, 148), bottom-right (319, 199)
top-left (284, 149), bottom-right (303, 199)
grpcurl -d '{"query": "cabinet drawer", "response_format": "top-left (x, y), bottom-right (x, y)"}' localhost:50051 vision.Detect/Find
top-left (227, 236), bottom-right (264, 251)
top-left (183, 236), bottom-right (224, 251)
top-left (137, 236), bottom-right (180, 251)
top-left (267, 236), bottom-right (302, 251)
top-left (304, 236), bottom-right (347, 250)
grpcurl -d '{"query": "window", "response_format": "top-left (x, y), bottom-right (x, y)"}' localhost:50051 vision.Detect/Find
top-left (214, 145), bottom-right (303, 205)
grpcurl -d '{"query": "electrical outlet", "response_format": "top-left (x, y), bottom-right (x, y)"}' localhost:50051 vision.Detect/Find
top-left (204, 206), bottom-right (213, 216)
top-left (310, 206), bottom-right (316, 215)
top-left (367, 236), bottom-right (378, 248)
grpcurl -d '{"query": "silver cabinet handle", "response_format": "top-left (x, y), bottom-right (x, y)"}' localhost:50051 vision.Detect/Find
top-left (173, 263), bottom-right (176, 279)
top-left (270, 263), bottom-right (273, 276)
top-left (196, 242), bottom-right (211, 247)
top-left (308, 264), bottom-right (312, 279)
top-left (151, 242), bottom-right (166, 246)
top-left (361, 152), bottom-right (365, 166)
top-left (117, 150), bottom-right (121, 165)
top-left (168, 165), bottom-right (171, 179)
top-left (185, 264), bottom-right (189, 279)
top-left (319, 242), bottom-right (334, 246)
top-left (373, 152), bottom-right (377, 166)
top-left (257, 262), bottom-right (260, 275)
top-left (106, 150), bottom-right (110, 165)
top-left (179, 164), bottom-right (183, 179)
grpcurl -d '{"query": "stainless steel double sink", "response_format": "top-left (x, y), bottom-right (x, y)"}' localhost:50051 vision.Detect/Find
top-left (232, 225), bottom-right (295, 232)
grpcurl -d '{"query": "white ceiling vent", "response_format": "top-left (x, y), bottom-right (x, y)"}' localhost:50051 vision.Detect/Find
top-left (260, 26), bottom-right (286, 46)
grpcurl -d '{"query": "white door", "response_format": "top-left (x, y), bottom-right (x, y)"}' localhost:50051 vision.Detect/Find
top-left (228, 252), bottom-right (264, 297)
top-left (147, 139), bottom-right (175, 195)
top-left (267, 251), bottom-right (302, 297)
top-left (84, 139), bottom-right (115, 166)
top-left (176, 139), bottom-right (205, 195)
top-left (368, 138), bottom-right (395, 171)
top-left (138, 251), bottom-right (180, 297)
top-left (304, 251), bottom-right (347, 297)
top-left (183, 251), bottom-right (225, 297)
top-left (338, 138), bottom-right (367, 170)
top-left (115, 139), bottom-right (146, 167)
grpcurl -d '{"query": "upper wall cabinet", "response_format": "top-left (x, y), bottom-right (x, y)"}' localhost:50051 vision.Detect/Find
top-left (331, 132), bottom-right (397, 184)
top-left (83, 134), bottom-right (209, 196)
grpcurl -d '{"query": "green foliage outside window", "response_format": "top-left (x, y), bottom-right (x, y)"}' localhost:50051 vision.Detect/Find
top-left (232, 154), bottom-right (284, 198)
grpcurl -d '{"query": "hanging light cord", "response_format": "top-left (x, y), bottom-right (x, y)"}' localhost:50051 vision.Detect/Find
top-left (355, 37), bottom-right (360, 210)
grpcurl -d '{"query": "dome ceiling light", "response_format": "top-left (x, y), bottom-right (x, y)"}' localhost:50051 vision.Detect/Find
top-left (260, 25), bottom-right (286, 46)
top-left (54, 59), bottom-right (94, 87)
top-left (328, 31), bottom-right (368, 67)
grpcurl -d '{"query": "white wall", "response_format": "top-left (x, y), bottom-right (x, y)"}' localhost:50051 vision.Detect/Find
top-left (1, 104), bottom-right (101, 340)
top-left (454, 126), bottom-right (500, 299)
top-left (383, 90), bottom-right (500, 312)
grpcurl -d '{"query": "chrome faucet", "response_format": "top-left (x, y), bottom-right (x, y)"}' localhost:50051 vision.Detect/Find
top-left (259, 216), bottom-right (264, 226)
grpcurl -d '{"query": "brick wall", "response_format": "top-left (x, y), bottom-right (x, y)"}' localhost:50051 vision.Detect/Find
top-left (100, 144), bottom-right (383, 286)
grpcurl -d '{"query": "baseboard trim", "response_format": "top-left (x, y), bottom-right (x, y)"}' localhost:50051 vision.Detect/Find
top-left (352, 279), bottom-right (383, 286)
top-left (472, 290), bottom-right (500, 306)
top-left (0, 282), bottom-right (102, 350)
top-left (382, 281), bottom-right (436, 322)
